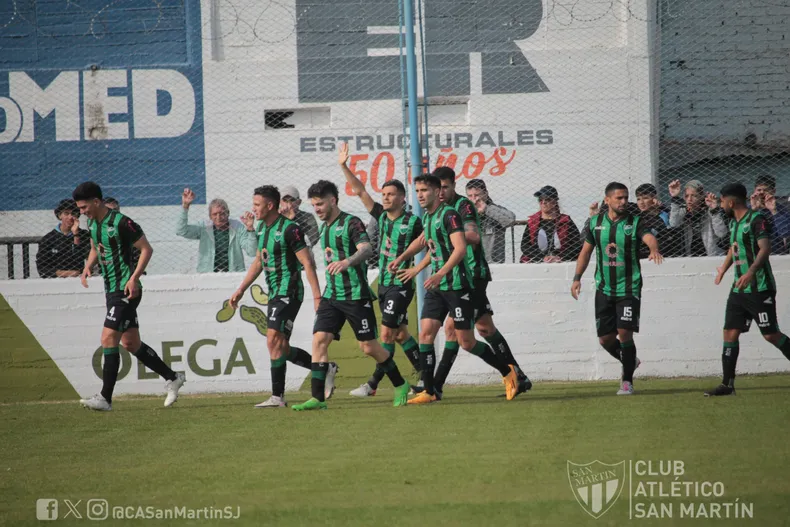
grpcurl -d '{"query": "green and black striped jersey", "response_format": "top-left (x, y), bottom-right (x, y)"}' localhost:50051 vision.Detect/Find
top-left (585, 213), bottom-right (648, 297)
top-left (423, 203), bottom-right (472, 292)
top-left (446, 194), bottom-right (491, 282)
top-left (88, 209), bottom-right (143, 294)
top-left (257, 215), bottom-right (307, 300)
top-left (321, 211), bottom-right (373, 301)
top-left (370, 203), bottom-right (423, 289)
top-left (729, 210), bottom-right (775, 293)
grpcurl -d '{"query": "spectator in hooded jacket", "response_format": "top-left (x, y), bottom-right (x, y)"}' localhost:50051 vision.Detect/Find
top-left (36, 199), bottom-right (91, 278)
top-left (520, 186), bottom-right (581, 263)
top-left (465, 179), bottom-right (516, 263)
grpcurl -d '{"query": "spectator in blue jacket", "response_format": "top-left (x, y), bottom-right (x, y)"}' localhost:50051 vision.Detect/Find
top-left (751, 175), bottom-right (790, 255)
top-left (176, 188), bottom-right (257, 273)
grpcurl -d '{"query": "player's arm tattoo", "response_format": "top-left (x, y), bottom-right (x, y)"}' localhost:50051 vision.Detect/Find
top-left (347, 243), bottom-right (373, 266)
top-left (464, 221), bottom-right (481, 245)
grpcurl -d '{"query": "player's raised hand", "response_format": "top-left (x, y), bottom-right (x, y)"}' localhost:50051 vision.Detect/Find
top-left (327, 259), bottom-right (350, 275)
top-left (338, 142), bottom-right (350, 166)
top-left (396, 267), bottom-right (419, 283)
top-left (80, 267), bottom-right (91, 288)
top-left (668, 179), bottom-right (681, 198)
top-left (764, 193), bottom-right (777, 214)
top-left (241, 211), bottom-right (255, 231)
top-left (705, 192), bottom-right (719, 210)
top-left (570, 280), bottom-right (581, 300)
top-left (229, 288), bottom-right (244, 310)
top-left (182, 188), bottom-right (195, 209)
top-left (648, 250), bottom-right (664, 265)
top-left (589, 202), bottom-right (599, 217)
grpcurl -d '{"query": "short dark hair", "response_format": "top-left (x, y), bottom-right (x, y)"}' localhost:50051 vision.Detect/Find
top-left (755, 174), bottom-right (776, 191)
top-left (465, 179), bottom-right (487, 192)
top-left (103, 197), bottom-right (120, 208)
top-left (720, 182), bottom-right (747, 202)
top-left (72, 181), bottom-right (103, 201)
top-left (254, 185), bottom-right (281, 207)
top-left (635, 183), bottom-right (657, 197)
top-left (307, 180), bottom-right (339, 201)
top-left (382, 180), bottom-right (406, 194)
top-left (432, 167), bottom-right (456, 184)
top-left (605, 182), bottom-right (628, 196)
top-left (54, 199), bottom-right (78, 218)
top-left (414, 174), bottom-right (441, 189)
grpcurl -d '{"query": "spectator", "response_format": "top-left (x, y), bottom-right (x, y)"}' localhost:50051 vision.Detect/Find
top-left (668, 179), bottom-right (728, 256)
top-left (520, 186), bottom-right (581, 263)
top-left (103, 197), bottom-right (142, 271)
top-left (750, 175), bottom-right (790, 254)
top-left (36, 199), bottom-right (90, 278)
top-left (635, 183), bottom-right (680, 257)
top-left (465, 179), bottom-right (516, 263)
top-left (279, 185), bottom-right (319, 248)
top-left (176, 188), bottom-right (257, 273)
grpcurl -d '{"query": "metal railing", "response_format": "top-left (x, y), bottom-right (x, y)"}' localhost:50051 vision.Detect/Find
top-left (1, 237), bottom-right (40, 280)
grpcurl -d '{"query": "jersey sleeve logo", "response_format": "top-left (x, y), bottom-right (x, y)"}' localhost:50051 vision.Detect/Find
top-left (449, 215), bottom-right (460, 229)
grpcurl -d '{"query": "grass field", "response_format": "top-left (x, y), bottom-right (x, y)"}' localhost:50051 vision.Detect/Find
top-left (3, 375), bottom-right (790, 526)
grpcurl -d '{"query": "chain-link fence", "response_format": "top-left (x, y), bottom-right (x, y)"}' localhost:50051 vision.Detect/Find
top-left (1, 0), bottom-right (789, 279)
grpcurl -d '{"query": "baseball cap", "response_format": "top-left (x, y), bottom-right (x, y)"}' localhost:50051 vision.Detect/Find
top-left (281, 185), bottom-right (300, 200)
top-left (534, 185), bottom-right (559, 200)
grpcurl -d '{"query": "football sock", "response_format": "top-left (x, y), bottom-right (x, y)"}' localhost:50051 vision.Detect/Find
top-left (484, 330), bottom-right (525, 379)
top-left (379, 355), bottom-right (406, 387)
top-left (434, 341), bottom-right (460, 391)
top-left (311, 362), bottom-right (329, 402)
top-left (100, 347), bottom-right (120, 404)
top-left (620, 340), bottom-right (637, 383)
top-left (271, 355), bottom-right (287, 397)
top-left (776, 334), bottom-right (790, 361)
top-left (400, 336), bottom-right (421, 371)
top-left (133, 342), bottom-right (177, 381)
top-left (418, 344), bottom-right (436, 395)
top-left (722, 341), bottom-right (740, 387)
top-left (368, 342), bottom-right (395, 390)
top-left (287, 347), bottom-right (312, 369)
top-left (602, 339), bottom-right (623, 362)
top-left (469, 341), bottom-right (511, 377)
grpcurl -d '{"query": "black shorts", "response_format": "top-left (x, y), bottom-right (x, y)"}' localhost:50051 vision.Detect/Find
top-left (267, 296), bottom-right (302, 338)
top-left (472, 279), bottom-right (494, 321)
top-left (724, 291), bottom-right (779, 335)
top-left (313, 298), bottom-right (378, 341)
top-left (595, 291), bottom-right (640, 337)
top-left (104, 291), bottom-right (142, 332)
top-left (378, 285), bottom-right (413, 329)
top-left (420, 289), bottom-right (474, 330)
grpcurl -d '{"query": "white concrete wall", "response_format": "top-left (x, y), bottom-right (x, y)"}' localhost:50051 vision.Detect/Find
top-left (2, 256), bottom-right (788, 396)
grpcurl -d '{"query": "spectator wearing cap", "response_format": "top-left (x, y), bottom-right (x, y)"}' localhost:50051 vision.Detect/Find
top-left (520, 186), bottom-right (581, 263)
top-left (176, 188), bottom-right (257, 273)
top-left (465, 179), bottom-right (516, 263)
top-left (750, 175), bottom-right (790, 254)
top-left (36, 199), bottom-right (91, 278)
top-left (278, 185), bottom-right (319, 248)
top-left (668, 179), bottom-right (728, 256)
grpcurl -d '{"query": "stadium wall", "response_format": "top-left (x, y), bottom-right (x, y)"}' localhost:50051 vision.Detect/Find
top-left (1, 256), bottom-right (788, 398)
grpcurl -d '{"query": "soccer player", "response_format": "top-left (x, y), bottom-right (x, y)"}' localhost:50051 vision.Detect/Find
top-left (337, 143), bottom-right (423, 397)
top-left (705, 183), bottom-right (790, 396)
top-left (430, 167), bottom-right (531, 398)
top-left (390, 175), bottom-right (519, 404)
top-left (292, 180), bottom-right (411, 410)
top-left (571, 182), bottom-right (663, 395)
top-left (229, 186), bottom-right (324, 407)
top-left (73, 182), bottom-right (185, 410)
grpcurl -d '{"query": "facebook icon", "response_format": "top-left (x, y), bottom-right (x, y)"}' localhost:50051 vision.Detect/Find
top-left (36, 499), bottom-right (58, 520)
